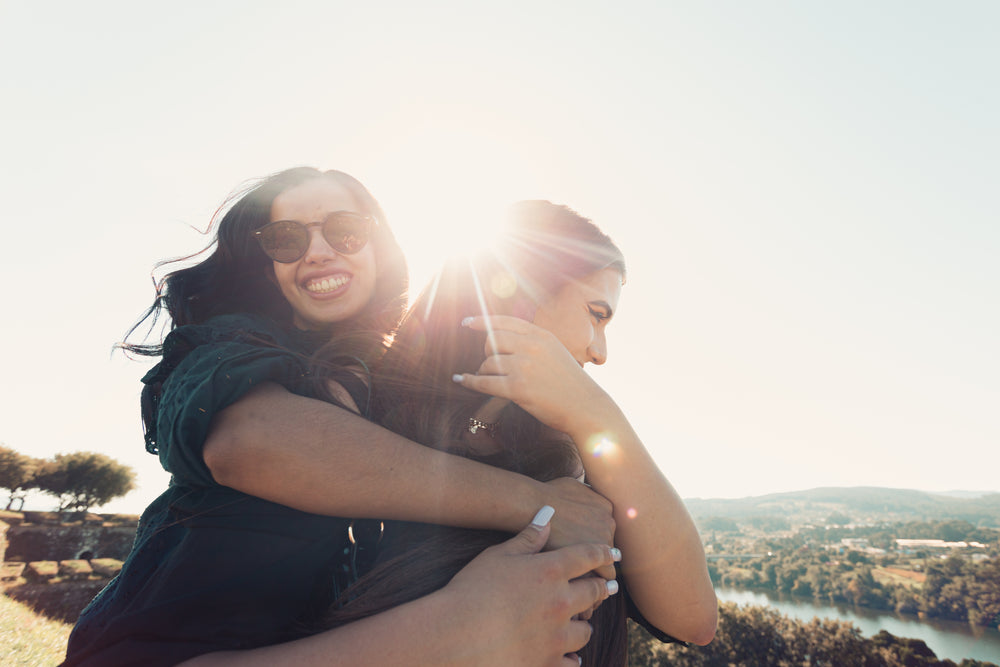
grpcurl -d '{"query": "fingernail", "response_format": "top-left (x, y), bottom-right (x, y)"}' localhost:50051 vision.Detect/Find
top-left (606, 579), bottom-right (619, 595)
top-left (610, 547), bottom-right (622, 563)
top-left (451, 374), bottom-right (464, 383)
top-left (577, 656), bottom-right (582, 666)
top-left (531, 505), bottom-right (555, 528)
top-left (461, 316), bottom-right (474, 327)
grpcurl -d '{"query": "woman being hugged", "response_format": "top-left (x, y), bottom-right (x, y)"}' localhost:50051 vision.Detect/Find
top-left (321, 200), bottom-right (718, 665)
top-left (65, 169), bottom-right (617, 667)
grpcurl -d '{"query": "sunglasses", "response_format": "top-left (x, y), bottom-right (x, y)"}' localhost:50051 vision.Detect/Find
top-left (254, 211), bottom-right (372, 263)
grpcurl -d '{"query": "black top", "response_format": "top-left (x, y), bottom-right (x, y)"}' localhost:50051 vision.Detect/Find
top-left (64, 314), bottom-right (380, 667)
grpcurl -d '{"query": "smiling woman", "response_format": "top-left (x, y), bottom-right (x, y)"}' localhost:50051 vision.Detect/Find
top-left (306, 200), bottom-right (717, 666)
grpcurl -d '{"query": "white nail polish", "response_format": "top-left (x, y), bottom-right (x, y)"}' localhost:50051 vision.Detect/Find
top-left (610, 547), bottom-right (622, 563)
top-left (451, 374), bottom-right (464, 383)
top-left (461, 316), bottom-right (474, 326)
top-left (531, 505), bottom-right (555, 527)
top-left (606, 580), bottom-right (619, 595)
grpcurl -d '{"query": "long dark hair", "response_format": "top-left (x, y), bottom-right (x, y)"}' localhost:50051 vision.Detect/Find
top-left (123, 167), bottom-right (409, 451)
top-left (323, 201), bottom-right (629, 666)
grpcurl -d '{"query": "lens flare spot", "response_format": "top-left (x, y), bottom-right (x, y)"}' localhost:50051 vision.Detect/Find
top-left (586, 435), bottom-right (618, 459)
top-left (626, 507), bottom-right (638, 520)
top-left (490, 271), bottom-right (518, 299)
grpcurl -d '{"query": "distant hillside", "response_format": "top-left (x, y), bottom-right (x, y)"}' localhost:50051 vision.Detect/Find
top-left (683, 487), bottom-right (1000, 527)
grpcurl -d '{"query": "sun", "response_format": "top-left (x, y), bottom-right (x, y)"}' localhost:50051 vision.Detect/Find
top-left (361, 118), bottom-right (552, 300)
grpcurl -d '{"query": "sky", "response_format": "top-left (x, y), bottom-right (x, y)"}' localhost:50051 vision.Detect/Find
top-left (1, 1), bottom-right (997, 514)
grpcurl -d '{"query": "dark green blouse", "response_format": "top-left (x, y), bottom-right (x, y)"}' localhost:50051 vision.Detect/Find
top-left (65, 314), bottom-right (379, 666)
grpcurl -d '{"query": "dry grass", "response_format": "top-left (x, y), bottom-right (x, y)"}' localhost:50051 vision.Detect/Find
top-left (0, 594), bottom-right (72, 666)
top-left (872, 566), bottom-right (927, 588)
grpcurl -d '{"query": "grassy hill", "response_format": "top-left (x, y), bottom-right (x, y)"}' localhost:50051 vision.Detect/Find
top-left (684, 487), bottom-right (1000, 527)
top-left (0, 594), bottom-right (71, 666)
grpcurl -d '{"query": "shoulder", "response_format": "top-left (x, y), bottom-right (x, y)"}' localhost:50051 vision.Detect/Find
top-left (170, 313), bottom-right (292, 350)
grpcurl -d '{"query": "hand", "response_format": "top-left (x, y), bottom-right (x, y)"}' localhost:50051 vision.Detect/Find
top-left (542, 477), bottom-right (617, 580)
top-left (443, 507), bottom-right (620, 667)
top-left (454, 316), bottom-right (613, 437)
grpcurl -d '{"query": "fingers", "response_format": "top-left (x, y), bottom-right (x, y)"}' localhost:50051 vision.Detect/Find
top-left (452, 372), bottom-right (515, 399)
top-left (592, 561), bottom-right (617, 581)
top-left (566, 571), bottom-right (618, 621)
top-left (462, 314), bottom-right (535, 334)
top-left (549, 540), bottom-right (620, 583)
top-left (496, 505), bottom-right (554, 556)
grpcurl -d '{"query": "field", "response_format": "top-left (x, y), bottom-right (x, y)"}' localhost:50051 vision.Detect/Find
top-left (0, 594), bottom-right (72, 667)
top-left (873, 566), bottom-right (927, 589)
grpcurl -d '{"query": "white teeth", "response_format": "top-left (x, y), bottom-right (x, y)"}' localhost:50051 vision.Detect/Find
top-left (306, 275), bottom-right (349, 293)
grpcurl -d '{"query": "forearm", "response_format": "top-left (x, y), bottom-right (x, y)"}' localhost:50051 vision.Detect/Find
top-left (181, 589), bottom-right (474, 667)
top-left (567, 401), bottom-right (718, 645)
top-left (204, 382), bottom-right (543, 532)
top-left (181, 515), bottom-right (615, 667)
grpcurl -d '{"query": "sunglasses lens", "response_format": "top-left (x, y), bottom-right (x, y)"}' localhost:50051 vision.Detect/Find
top-left (257, 221), bottom-right (308, 263)
top-left (323, 213), bottom-right (370, 255)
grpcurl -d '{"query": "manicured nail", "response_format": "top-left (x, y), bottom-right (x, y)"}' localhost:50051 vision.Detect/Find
top-left (531, 505), bottom-right (555, 528)
top-left (461, 316), bottom-right (474, 327)
top-left (577, 656), bottom-right (582, 666)
top-left (610, 547), bottom-right (622, 563)
top-left (451, 374), bottom-right (464, 383)
top-left (606, 580), bottom-right (619, 595)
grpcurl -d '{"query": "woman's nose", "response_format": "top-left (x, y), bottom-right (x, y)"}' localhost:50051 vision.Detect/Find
top-left (588, 332), bottom-right (608, 365)
top-left (301, 228), bottom-right (338, 263)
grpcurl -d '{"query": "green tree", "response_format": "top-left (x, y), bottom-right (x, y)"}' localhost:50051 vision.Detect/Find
top-left (0, 444), bottom-right (40, 510)
top-left (827, 511), bottom-right (852, 526)
top-left (32, 451), bottom-right (136, 513)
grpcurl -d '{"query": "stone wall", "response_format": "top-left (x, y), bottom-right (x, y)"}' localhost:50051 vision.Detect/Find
top-left (1, 511), bottom-right (137, 562)
top-left (7, 524), bottom-right (136, 562)
top-left (1, 512), bottom-right (134, 623)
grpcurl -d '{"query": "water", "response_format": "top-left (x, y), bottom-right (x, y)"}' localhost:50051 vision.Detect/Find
top-left (715, 587), bottom-right (1000, 664)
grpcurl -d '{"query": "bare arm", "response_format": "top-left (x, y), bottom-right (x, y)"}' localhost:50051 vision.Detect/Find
top-left (203, 382), bottom-right (615, 570)
top-left (180, 510), bottom-right (619, 667)
top-left (457, 316), bottom-right (718, 645)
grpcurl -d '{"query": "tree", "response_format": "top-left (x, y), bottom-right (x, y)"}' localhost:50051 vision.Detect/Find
top-left (0, 444), bottom-right (40, 510)
top-left (32, 451), bottom-right (136, 513)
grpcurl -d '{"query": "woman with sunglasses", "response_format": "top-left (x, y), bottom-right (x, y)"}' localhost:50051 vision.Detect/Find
top-left (64, 167), bottom-right (619, 667)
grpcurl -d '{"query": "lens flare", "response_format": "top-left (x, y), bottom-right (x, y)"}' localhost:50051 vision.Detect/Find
top-left (490, 270), bottom-right (518, 299)
top-left (626, 507), bottom-right (638, 520)
top-left (586, 434), bottom-right (618, 459)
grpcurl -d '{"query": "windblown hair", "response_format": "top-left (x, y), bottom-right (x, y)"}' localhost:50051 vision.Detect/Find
top-left (122, 167), bottom-right (409, 452)
top-left (321, 201), bottom-right (629, 666)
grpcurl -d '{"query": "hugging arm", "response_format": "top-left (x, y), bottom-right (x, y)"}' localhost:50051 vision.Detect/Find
top-left (203, 381), bottom-right (616, 575)
top-left (456, 316), bottom-right (718, 645)
top-left (180, 512), bottom-right (618, 667)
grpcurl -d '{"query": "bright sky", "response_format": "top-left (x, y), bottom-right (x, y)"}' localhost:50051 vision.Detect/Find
top-left (1, 2), bottom-right (997, 514)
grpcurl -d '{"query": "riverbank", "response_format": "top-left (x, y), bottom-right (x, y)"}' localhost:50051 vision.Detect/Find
top-left (716, 587), bottom-right (1000, 664)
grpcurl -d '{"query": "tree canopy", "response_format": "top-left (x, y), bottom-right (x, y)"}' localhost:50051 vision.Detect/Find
top-left (0, 444), bottom-right (40, 510)
top-left (31, 451), bottom-right (136, 513)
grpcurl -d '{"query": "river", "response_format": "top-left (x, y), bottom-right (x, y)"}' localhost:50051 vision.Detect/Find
top-left (715, 588), bottom-right (1000, 664)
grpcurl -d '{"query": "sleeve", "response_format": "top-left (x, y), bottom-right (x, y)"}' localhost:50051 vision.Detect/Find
top-left (149, 316), bottom-right (313, 487)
